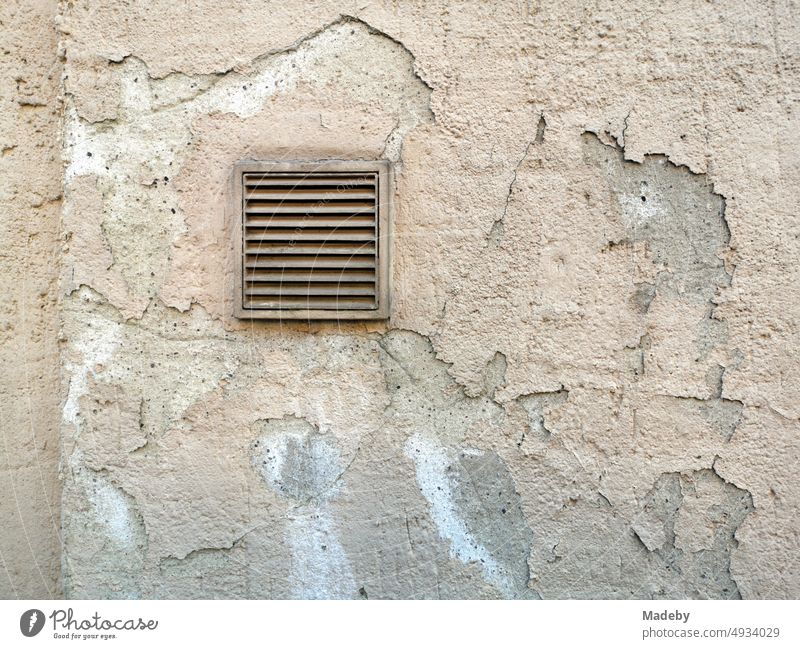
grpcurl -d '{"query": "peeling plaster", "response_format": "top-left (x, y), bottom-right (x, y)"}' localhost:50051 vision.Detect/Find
top-left (41, 1), bottom-right (800, 601)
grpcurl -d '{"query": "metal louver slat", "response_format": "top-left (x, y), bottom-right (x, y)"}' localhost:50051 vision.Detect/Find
top-left (243, 296), bottom-right (377, 309)
top-left (244, 255), bottom-right (376, 269)
top-left (245, 270), bottom-right (376, 282)
top-left (245, 231), bottom-right (375, 242)
top-left (244, 190), bottom-right (376, 200)
top-left (245, 283), bottom-right (375, 296)
top-left (234, 162), bottom-right (389, 319)
top-left (245, 216), bottom-right (374, 228)
top-left (244, 176), bottom-right (375, 187)
top-left (244, 204), bottom-right (374, 215)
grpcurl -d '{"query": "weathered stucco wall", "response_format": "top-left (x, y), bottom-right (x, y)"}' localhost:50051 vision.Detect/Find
top-left (4, 0), bottom-right (799, 599)
top-left (0, 0), bottom-right (62, 598)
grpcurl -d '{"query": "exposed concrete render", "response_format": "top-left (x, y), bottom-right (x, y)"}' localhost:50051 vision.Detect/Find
top-left (251, 416), bottom-right (356, 599)
top-left (0, 1), bottom-right (798, 599)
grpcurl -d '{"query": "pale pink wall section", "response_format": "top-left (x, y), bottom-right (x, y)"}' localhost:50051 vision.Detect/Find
top-left (0, 0), bottom-right (62, 598)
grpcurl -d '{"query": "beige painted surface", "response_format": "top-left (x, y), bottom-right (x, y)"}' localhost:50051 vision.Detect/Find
top-left (2, 0), bottom-right (799, 598)
top-left (0, 0), bottom-right (62, 598)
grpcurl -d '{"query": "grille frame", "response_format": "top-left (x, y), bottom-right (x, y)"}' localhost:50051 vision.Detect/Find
top-left (231, 160), bottom-right (391, 320)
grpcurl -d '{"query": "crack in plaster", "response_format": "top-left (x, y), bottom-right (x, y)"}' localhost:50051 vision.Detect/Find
top-left (488, 112), bottom-right (547, 245)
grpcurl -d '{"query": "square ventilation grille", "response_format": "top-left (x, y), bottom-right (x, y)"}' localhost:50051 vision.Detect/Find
top-left (232, 160), bottom-right (391, 320)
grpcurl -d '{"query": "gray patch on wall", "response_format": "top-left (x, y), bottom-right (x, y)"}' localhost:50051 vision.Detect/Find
top-left (62, 460), bottom-right (146, 599)
top-left (632, 469), bottom-right (753, 599)
top-left (382, 330), bottom-right (537, 599)
top-left (582, 133), bottom-right (730, 307)
top-left (251, 416), bottom-right (343, 503)
top-left (251, 416), bottom-right (355, 599)
top-left (449, 449), bottom-right (538, 599)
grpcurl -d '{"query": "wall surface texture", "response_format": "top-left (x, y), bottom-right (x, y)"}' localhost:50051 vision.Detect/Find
top-left (2, 0), bottom-right (799, 599)
top-left (0, 0), bottom-right (62, 598)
